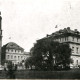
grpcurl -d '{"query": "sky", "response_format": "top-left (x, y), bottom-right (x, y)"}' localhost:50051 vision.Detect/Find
top-left (0, 0), bottom-right (80, 52)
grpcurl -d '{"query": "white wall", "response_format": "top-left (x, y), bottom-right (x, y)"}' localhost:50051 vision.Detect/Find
top-left (6, 49), bottom-right (28, 64)
top-left (54, 36), bottom-right (80, 66)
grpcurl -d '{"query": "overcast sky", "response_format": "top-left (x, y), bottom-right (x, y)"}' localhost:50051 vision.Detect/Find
top-left (0, 0), bottom-right (80, 52)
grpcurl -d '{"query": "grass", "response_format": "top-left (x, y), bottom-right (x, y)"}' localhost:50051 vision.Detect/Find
top-left (16, 69), bottom-right (80, 79)
top-left (0, 69), bottom-right (80, 79)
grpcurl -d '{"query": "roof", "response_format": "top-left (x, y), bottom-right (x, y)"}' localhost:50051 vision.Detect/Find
top-left (2, 42), bottom-right (24, 50)
top-left (50, 27), bottom-right (80, 37)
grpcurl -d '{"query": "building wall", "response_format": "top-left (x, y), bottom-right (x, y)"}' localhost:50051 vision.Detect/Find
top-left (2, 42), bottom-right (30, 65)
top-left (54, 36), bottom-right (80, 66)
top-left (5, 49), bottom-right (28, 64)
top-left (71, 56), bottom-right (80, 66)
top-left (68, 36), bottom-right (80, 43)
top-left (0, 14), bottom-right (2, 65)
top-left (69, 43), bottom-right (80, 66)
top-left (54, 36), bottom-right (80, 43)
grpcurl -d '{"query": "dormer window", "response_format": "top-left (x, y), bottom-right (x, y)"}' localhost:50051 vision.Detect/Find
top-left (11, 45), bottom-right (13, 46)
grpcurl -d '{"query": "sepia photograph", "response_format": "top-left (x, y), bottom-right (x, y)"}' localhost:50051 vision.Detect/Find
top-left (0, 0), bottom-right (80, 79)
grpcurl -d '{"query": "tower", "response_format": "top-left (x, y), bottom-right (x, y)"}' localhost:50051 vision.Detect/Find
top-left (0, 12), bottom-right (2, 65)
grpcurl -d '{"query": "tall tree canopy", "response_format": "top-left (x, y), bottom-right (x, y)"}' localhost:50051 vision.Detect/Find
top-left (26, 37), bottom-right (72, 70)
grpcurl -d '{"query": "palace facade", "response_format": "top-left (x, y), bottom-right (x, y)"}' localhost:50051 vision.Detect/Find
top-left (1, 42), bottom-right (29, 65)
top-left (47, 27), bottom-right (80, 67)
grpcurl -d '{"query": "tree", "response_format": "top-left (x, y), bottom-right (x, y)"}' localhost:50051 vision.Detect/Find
top-left (7, 61), bottom-right (16, 79)
top-left (54, 43), bottom-right (72, 70)
top-left (26, 37), bottom-right (72, 70)
top-left (25, 57), bottom-right (35, 69)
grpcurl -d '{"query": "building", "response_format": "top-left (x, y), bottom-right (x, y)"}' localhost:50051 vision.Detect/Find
top-left (24, 51), bottom-right (30, 58)
top-left (0, 12), bottom-right (2, 65)
top-left (47, 27), bottom-right (80, 67)
top-left (1, 42), bottom-right (29, 65)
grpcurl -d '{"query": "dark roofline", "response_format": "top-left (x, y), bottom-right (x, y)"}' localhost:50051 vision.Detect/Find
top-left (49, 27), bottom-right (80, 38)
top-left (2, 42), bottom-right (24, 50)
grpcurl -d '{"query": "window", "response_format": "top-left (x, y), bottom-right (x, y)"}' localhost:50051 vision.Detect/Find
top-left (11, 55), bottom-right (13, 59)
top-left (60, 38), bottom-right (61, 41)
top-left (18, 56), bottom-right (20, 59)
top-left (76, 60), bottom-right (78, 65)
top-left (7, 55), bottom-right (9, 59)
top-left (77, 38), bottom-right (78, 42)
top-left (67, 37), bottom-right (68, 41)
top-left (19, 51), bottom-right (21, 53)
top-left (21, 56), bottom-right (23, 59)
top-left (11, 49), bottom-right (13, 52)
top-left (72, 37), bottom-right (74, 41)
top-left (65, 37), bottom-right (66, 41)
top-left (14, 56), bottom-right (16, 59)
top-left (62, 38), bottom-right (64, 42)
top-left (72, 47), bottom-right (74, 53)
top-left (76, 47), bottom-right (79, 54)
top-left (8, 49), bottom-right (9, 52)
top-left (60, 38), bottom-right (62, 42)
top-left (6, 49), bottom-right (9, 52)
top-left (15, 50), bottom-right (16, 52)
top-left (21, 51), bottom-right (23, 53)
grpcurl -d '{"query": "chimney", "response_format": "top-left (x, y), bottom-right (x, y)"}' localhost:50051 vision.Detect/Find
top-left (67, 27), bottom-right (70, 30)
top-left (46, 34), bottom-right (50, 37)
top-left (64, 28), bottom-right (66, 30)
top-left (74, 29), bottom-right (77, 32)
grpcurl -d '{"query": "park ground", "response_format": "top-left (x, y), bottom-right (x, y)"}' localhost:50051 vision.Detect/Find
top-left (0, 69), bottom-right (80, 79)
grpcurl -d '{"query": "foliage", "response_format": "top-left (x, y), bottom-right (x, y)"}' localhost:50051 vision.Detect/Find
top-left (7, 61), bottom-right (13, 70)
top-left (25, 56), bottom-right (36, 69)
top-left (25, 37), bottom-right (72, 70)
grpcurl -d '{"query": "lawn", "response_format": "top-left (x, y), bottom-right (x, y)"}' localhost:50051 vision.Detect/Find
top-left (0, 69), bottom-right (80, 79)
